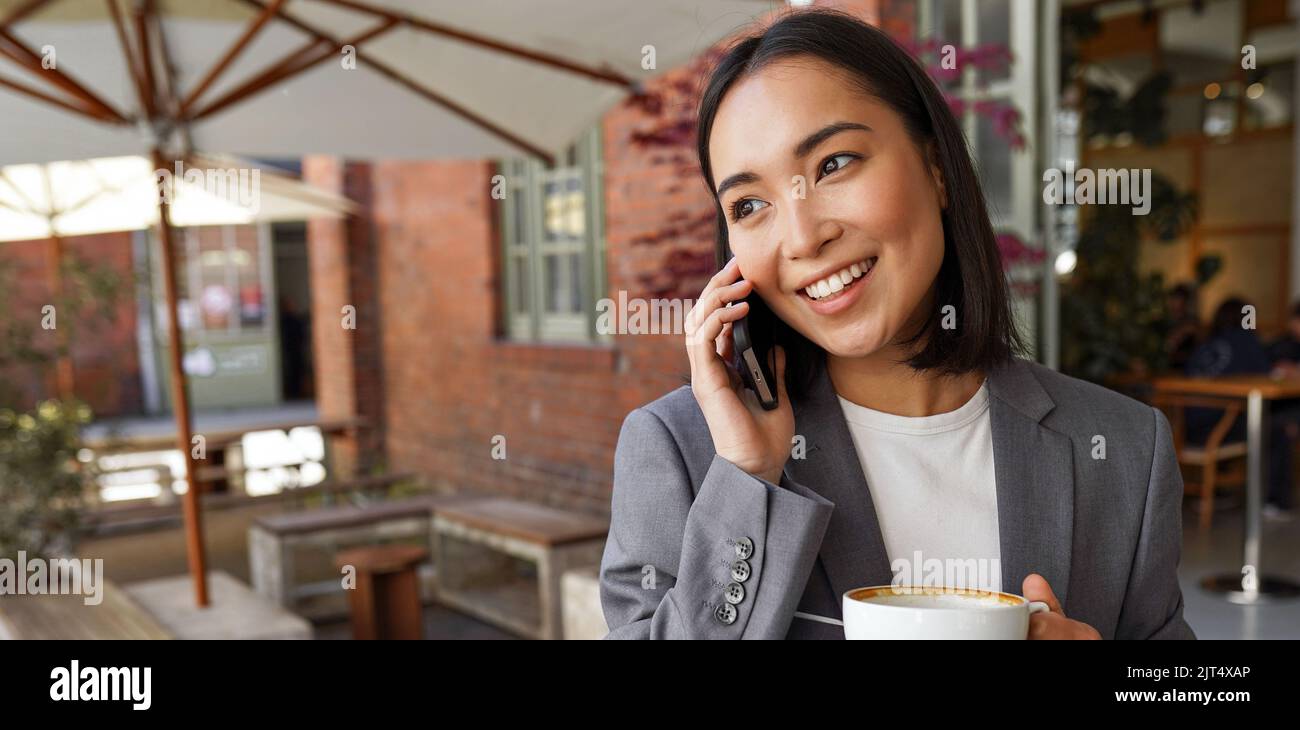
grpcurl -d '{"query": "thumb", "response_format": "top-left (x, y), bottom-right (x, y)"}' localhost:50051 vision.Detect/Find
top-left (1022, 573), bottom-right (1064, 614)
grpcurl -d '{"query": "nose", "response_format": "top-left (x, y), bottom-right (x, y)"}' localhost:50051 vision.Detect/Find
top-left (782, 192), bottom-right (841, 260)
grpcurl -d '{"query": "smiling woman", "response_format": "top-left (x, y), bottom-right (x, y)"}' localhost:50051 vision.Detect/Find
top-left (598, 8), bottom-right (1195, 640)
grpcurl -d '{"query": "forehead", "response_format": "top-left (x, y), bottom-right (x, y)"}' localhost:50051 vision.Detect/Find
top-left (708, 56), bottom-right (887, 177)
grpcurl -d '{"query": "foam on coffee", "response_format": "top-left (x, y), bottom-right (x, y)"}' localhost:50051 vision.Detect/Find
top-left (848, 586), bottom-right (1022, 609)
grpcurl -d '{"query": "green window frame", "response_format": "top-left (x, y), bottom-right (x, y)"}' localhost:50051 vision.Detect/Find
top-left (498, 125), bottom-right (607, 342)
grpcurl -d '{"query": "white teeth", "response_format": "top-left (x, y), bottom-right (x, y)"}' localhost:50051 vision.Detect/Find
top-left (804, 258), bottom-right (876, 301)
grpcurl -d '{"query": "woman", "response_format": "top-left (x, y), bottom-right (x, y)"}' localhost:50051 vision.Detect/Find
top-left (599, 9), bottom-right (1193, 639)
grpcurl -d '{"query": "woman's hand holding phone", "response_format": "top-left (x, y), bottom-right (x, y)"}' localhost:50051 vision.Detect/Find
top-left (684, 257), bottom-right (795, 485)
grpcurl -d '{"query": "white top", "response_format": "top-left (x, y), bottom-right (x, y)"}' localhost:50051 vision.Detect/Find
top-left (836, 381), bottom-right (1002, 592)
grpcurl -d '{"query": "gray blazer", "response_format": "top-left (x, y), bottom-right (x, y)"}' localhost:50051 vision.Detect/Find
top-left (599, 357), bottom-right (1196, 639)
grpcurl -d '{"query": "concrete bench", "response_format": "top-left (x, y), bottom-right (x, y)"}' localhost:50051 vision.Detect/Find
top-left (432, 498), bottom-right (608, 640)
top-left (248, 491), bottom-right (475, 614)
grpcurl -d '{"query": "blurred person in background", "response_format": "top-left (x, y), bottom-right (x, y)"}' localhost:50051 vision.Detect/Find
top-left (1186, 297), bottom-right (1295, 519)
top-left (1165, 283), bottom-right (1201, 372)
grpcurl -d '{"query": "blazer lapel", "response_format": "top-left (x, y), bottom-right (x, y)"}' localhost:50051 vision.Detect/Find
top-left (782, 357), bottom-right (1076, 610)
top-left (986, 359), bottom-right (1075, 605)
top-left (783, 363), bottom-right (893, 607)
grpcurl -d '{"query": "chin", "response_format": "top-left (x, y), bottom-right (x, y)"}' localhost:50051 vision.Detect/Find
top-left (806, 322), bottom-right (894, 360)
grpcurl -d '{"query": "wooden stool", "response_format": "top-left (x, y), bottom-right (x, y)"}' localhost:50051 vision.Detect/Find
top-left (334, 545), bottom-right (428, 640)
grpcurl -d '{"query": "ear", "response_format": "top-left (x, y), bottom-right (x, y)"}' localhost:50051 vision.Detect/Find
top-left (926, 141), bottom-right (948, 210)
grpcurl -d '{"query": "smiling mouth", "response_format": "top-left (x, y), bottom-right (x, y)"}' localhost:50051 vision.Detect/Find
top-left (801, 257), bottom-right (877, 302)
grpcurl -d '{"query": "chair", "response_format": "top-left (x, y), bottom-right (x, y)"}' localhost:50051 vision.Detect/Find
top-left (1151, 393), bottom-right (1247, 529)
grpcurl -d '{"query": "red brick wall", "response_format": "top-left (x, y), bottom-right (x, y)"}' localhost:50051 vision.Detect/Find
top-left (306, 1), bottom-right (913, 515)
top-left (0, 231), bottom-right (141, 417)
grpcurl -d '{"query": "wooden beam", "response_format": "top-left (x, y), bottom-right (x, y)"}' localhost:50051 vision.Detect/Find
top-left (0, 28), bottom-right (129, 122)
top-left (0, 0), bottom-right (53, 29)
top-left (0, 72), bottom-right (110, 121)
top-left (316, 0), bottom-right (634, 88)
top-left (133, 1), bottom-right (158, 117)
top-left (234, 0), bottom-right (556, 164)
top-left (105, 0), bottom-right (150, 118)
top-left (190, 19), bottom-right (396, 121)
top-left (180, 0), bottom-right (289, 117)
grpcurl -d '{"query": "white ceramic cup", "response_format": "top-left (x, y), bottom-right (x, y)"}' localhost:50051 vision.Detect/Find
top-left (842, 585), bottom-right (1051, 640)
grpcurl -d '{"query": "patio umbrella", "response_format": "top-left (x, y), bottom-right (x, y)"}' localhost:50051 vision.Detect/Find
top-left (0, 153), bottom-right (355, 241)
top-left (0, 152), bottom-right (352, 398)
top-left (0, 0), bottom-right (769, 606)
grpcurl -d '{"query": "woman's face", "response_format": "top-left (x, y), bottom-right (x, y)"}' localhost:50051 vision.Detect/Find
top-left (708, 56), bottom-right (947, 359)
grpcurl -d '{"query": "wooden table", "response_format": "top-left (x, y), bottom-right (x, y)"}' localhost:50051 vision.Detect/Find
top-left (1152, 375), bottom-right (1300, 602)
top-left (432, 498), bottom-right (608, 640)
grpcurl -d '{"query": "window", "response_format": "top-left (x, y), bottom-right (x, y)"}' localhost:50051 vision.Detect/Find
top-left (498, 125), bottom-right (606, 342)
top-left (919, 0), bottom-right (1039, 237)
top-left (151, 223), bottom-right (272, 338)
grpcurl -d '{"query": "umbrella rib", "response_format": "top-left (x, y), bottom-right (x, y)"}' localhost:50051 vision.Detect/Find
top-left (0, 28), bottom-right (129, 122)
top-left (0, 72), bottom-right (110, 122)
top-left (315, 0), bottom-right (635, 88)
top-left (189, 18), bottom-right (397, 122)
top-left (132, 1), bottom-right (158, 118)
top-left (179, 0), bottom-right (289, 118)
top-left (233, 0), bottom-right (556, 165)
top-left (0, 169), bottom-right (45, 215)
top-left (0, 0), bottom-right (52, 29)
top-left (105, 0), bottom-right (151, 120)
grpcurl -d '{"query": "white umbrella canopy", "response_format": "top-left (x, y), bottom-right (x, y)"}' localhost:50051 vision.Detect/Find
top-left (0, 153), bottom-right (353, 241)
top-left (0, 0), bottom-right (775, 165)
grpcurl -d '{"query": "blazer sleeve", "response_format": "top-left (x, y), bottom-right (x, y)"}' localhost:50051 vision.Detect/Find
top-left (599, 407), bottom-right (834, 639)
top-left (1115, 407), bottom-right (1197, 639)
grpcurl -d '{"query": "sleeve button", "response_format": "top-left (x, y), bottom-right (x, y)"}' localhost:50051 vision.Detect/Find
top-left (730, 559), bottom-right (751, 583)
top-left (714, 602), bottom-right (737, 625)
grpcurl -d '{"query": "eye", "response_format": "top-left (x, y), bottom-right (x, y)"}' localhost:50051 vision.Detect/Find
top-left (729, 197), bottom-right (769, 222)
top-left (817, 152), bottom-right (859, 180)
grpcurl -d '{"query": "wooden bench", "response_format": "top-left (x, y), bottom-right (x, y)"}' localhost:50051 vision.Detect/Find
top-left (0, 580), bottom-right (172, 640)
top-left (432, 498), bottom-right (608, 640)
top-left (248, 491), bottom-right (476, 612)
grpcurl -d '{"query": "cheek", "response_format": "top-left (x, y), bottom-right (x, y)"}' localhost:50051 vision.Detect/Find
top-left (729, 233), bottom-right (782, 293)
top-left (835, 158), bottom-right (944, 282)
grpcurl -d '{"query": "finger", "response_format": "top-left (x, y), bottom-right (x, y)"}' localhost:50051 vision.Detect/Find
top-left (688, 303), bottom-right (750, 394)
top-left (1022, 574), bottom-right (1064, 614)
top-left (717, 322), bottom-right (734, 362)
top-left (697, 280), bottom-right (753, 325)
top-left (691, 301), bottom-right (749, 350)
top-left (690, 262), bottom-right (749, 328)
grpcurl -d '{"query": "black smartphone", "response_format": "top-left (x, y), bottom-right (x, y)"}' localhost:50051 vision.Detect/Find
top-left (731, 291), bottom-right (779, 411)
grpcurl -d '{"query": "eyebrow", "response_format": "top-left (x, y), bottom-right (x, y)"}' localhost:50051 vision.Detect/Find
top-left (714, 121), bottom-right (872, 198)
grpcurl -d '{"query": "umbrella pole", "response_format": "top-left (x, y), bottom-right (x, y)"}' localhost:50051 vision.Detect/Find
top-left (152, 147), bottom-right (209, 607)
top-left (45, 235), bottom-right (74, 400)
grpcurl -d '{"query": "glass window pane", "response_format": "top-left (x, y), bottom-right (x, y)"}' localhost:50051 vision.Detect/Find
top-left (976, 0), bottom-right (1011, 86)
top-left (975, 110), bottom-right (1012, 219)
top-left (568, 252), bottom-right (582, 313)
top-left (236, 226), bottom-right (265, 329)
